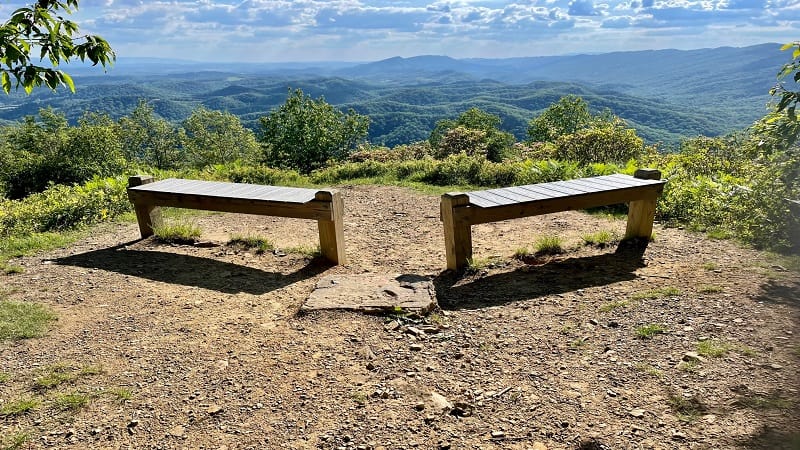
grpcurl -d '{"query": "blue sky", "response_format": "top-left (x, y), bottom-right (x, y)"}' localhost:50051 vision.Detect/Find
top-left (4, 1), bottom-right (797, 62)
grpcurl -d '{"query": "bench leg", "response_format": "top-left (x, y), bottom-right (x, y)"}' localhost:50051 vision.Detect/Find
top-left (625, 195), bottom-right (657, 240)
top-left (441, 193), bottom-right (472, 271)
top-left (316, 190), bottom-right (346, 265)
top-left (128, 175), bottom-right (162, 238)
top-left (625, 168), bottom-right (662, 240)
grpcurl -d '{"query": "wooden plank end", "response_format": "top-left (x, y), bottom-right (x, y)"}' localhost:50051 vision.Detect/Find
top-left (634, 168), bottom-right (662, 180)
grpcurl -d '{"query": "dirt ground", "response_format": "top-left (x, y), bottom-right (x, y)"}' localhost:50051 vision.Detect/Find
top-left (1, 185), bottom-right (799, 450)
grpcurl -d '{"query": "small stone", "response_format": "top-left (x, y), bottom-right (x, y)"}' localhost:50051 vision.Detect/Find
top-left (366, 361), bottom-right (376, 371)
top-left (683, 352), bottom-right (707, 363)
top-left (406, 326), bottom-right (424, 336)
top-left (431, 392), bottom-right (453, 412)
top-left (589, 319), bottom-right (599, 326)
top-left (768, 363), bottom-right (783, 370)
top-left (629, 408), bottom-right (646, 418)
top-left (672, 430), bottom-right (687, 440)
top-left (608, 321), bottom-right (620, 328)
top-left (606, 389), bottom-right (618, 397)
top-left (414, 402), bottom-right (425, 411)
top-left (207, 404), bottom-right (223, 415)
top-left (385, 320), bottom-right (401, 331)
top-left (409, 343), bottom-right (424, 351)
top-left (490, 430), bottom-right (506, 439)
top-left (169, 425), bottom-right (185, 438)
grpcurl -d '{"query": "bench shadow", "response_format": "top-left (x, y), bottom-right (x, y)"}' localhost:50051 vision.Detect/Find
top-left (434, 243), bottom-right (648, 310)
top-left (54, 242), bottom-right (330, 295)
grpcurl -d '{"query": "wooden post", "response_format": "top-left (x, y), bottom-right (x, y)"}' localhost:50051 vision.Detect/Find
top-left (316, 190), bottom-right (346, 265)
top-left (625, 169), bottom-right (661, 240)
top-left (128, 175), bottom-right (162, 238)
top-left (441, 193), bottom-right (472, 271)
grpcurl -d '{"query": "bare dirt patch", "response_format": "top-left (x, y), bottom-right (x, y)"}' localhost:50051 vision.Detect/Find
top-left (1, 185), bottom-right (798, 449)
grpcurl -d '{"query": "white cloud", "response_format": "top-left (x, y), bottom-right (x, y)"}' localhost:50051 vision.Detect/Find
top-left (0, 0), bottom-right (791, 60)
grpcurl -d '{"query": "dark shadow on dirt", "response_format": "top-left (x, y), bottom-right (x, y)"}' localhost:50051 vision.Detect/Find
top-left (435, 242), bottom-right (648, 310)
top-left (737, 426), bottom-right (800, 450)
top-left (54, 242), bottom-right (330, 295)
top-left (754, 279), bottom-right (800, 308)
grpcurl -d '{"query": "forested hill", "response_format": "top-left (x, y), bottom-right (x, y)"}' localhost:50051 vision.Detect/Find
top-left (0, 43), bottom-right (785, 147)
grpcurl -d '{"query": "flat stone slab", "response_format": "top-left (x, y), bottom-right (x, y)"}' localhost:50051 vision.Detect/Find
top-left (302, 274), bottom-right (436, 314)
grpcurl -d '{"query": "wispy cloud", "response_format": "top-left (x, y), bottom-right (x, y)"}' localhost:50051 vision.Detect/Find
top-left (4, 0), bottom-right (793, 61)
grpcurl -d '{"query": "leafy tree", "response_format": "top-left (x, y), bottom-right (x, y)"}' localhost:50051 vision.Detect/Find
top-left (553, 117), bottom-right (644, 165)
top-left (259, 89), bottom-right (370, 173)
top-left (183, 107), bottom-right (259, 168)
top-left (1, 0), bottom-right (114, 93)
top-left (527, 95), bottom-right (592, 143)
top-left (429, 107), bottom-right (514, 161)
top-left (0, 109), bottom-right (125, 198)
top-left (118, 100), bottom-right (185, 169)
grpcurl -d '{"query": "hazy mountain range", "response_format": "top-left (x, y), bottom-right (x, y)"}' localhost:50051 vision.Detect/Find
top-left (0, 43), bottom-right (786, 147)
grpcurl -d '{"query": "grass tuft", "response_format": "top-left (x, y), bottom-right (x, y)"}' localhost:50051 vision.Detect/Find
top-left (228, 234), bottom-right (274, 254)
top-left (635, 323), bottom-right (666, 339)
top-left (599, 300), bottom-right (629, 312)
top-left (581, 230), bottom-right (617, 247)
top-left (109, 387), bottom-right (133, 403)
top-left (153, 221), bottom-right (202, 244)
top-left (54, 392), bottom-right (91, 411)
top-left (34, 364), bottom-right (75, 390)
top-left (698, 285), bottom-right (723, 293)
top-left (1, 432), bottom-right (30, 450)
top-left (534, 235), bottom-right (564, 255)
top-left (0, 398), bottom-right (39, 416)
top-left (0, 300), bottom-right (57, 341)
top-left (697, 339), bottom-right (730, 358)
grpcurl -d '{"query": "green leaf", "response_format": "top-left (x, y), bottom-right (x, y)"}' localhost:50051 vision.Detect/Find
top-left (60, 71), bottom-right (74, 93)
top-left (1, 72), bottom-right (10, 93)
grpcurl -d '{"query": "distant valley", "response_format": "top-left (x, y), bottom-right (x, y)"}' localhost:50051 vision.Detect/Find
top-left (0, 43), bottom-right (785, 147)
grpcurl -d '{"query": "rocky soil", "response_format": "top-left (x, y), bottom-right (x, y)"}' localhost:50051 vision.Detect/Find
top-left (1, 185), bottom-right (798, 450)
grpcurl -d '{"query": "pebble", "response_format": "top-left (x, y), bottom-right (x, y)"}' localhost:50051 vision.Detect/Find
top-left (683, 352), bottom-right (707, 363)
top-left (490, 430), bottom-right (505, 439)
top-left (629, 408), bottom-right (646, 418)
top-left (409, 343), bottom-right (424, 351)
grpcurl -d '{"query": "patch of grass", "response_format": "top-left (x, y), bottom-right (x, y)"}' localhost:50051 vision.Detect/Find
top-left (668, 393), bottom-right (707, 423)
top-left (0, 300), bottom-right (57, 341)
top-left (559, 321), bottom-right (577, 335)
top-left (581, 230), bottom-right (617, 247)
top-left (350, 391), bottom-right (367, 405)
top-left (513, 247), bottom-right (530, 259)
top-left (0, 372), bottom-right (10, 383)
top-left (599, 300), bottom-right (629, 312)
top-left (285, 245), bottom-right (322, 259)
top-left (228, 234), bottom-right (274, 254)
top-left (152, 221), bottom-right (202, 244)
top-left (697, 339), bottom-right (730, 358)
top-left (1, 432), bottom-right (30, 450)
top-left (34, 364), bottom-right (76, 390)
top-left (108, 388), bottom-right (133, 403)
top-left (698, 285), bottom-right (723, 293)
top-left (678, 360), bottom-right (699, 373)
top-left (78, 365), bottom-right (104, 376)
top-left (54, 392), bottom-right (90, 411)
top-left (464, 256), bottom-right (501, 274)
top-left (0, 231), bottom-right (77, 263)
top-left (570, 337), bottom-right (588, 348)
top-left (534, 235), bottom-right (564, 255)
top-left (0, 398), bottom-right (39, 416)
top-left (634, 362), bottom-right (663, 378)
top-left (2, 264), bottom-right (24, 274)
top-left (635, 324), bottom-right (666, 339)
top-left (701, 262), bottom-right (719, 271)
top-left (630, 287), bottom-right (681, 300)
top-left (706, 227), bottom-right (732, 240)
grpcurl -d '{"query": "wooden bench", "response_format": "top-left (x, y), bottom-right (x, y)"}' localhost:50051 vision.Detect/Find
top-left (127, 176), bottom-right (346, 265)
top-left (440, 169), bottom-right (666, 271)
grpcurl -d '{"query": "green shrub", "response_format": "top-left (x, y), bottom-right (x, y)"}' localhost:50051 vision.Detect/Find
top-left (311, 160), bottom-right (392, 184)
top-left (0, 176), bottom-right (129, 238)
